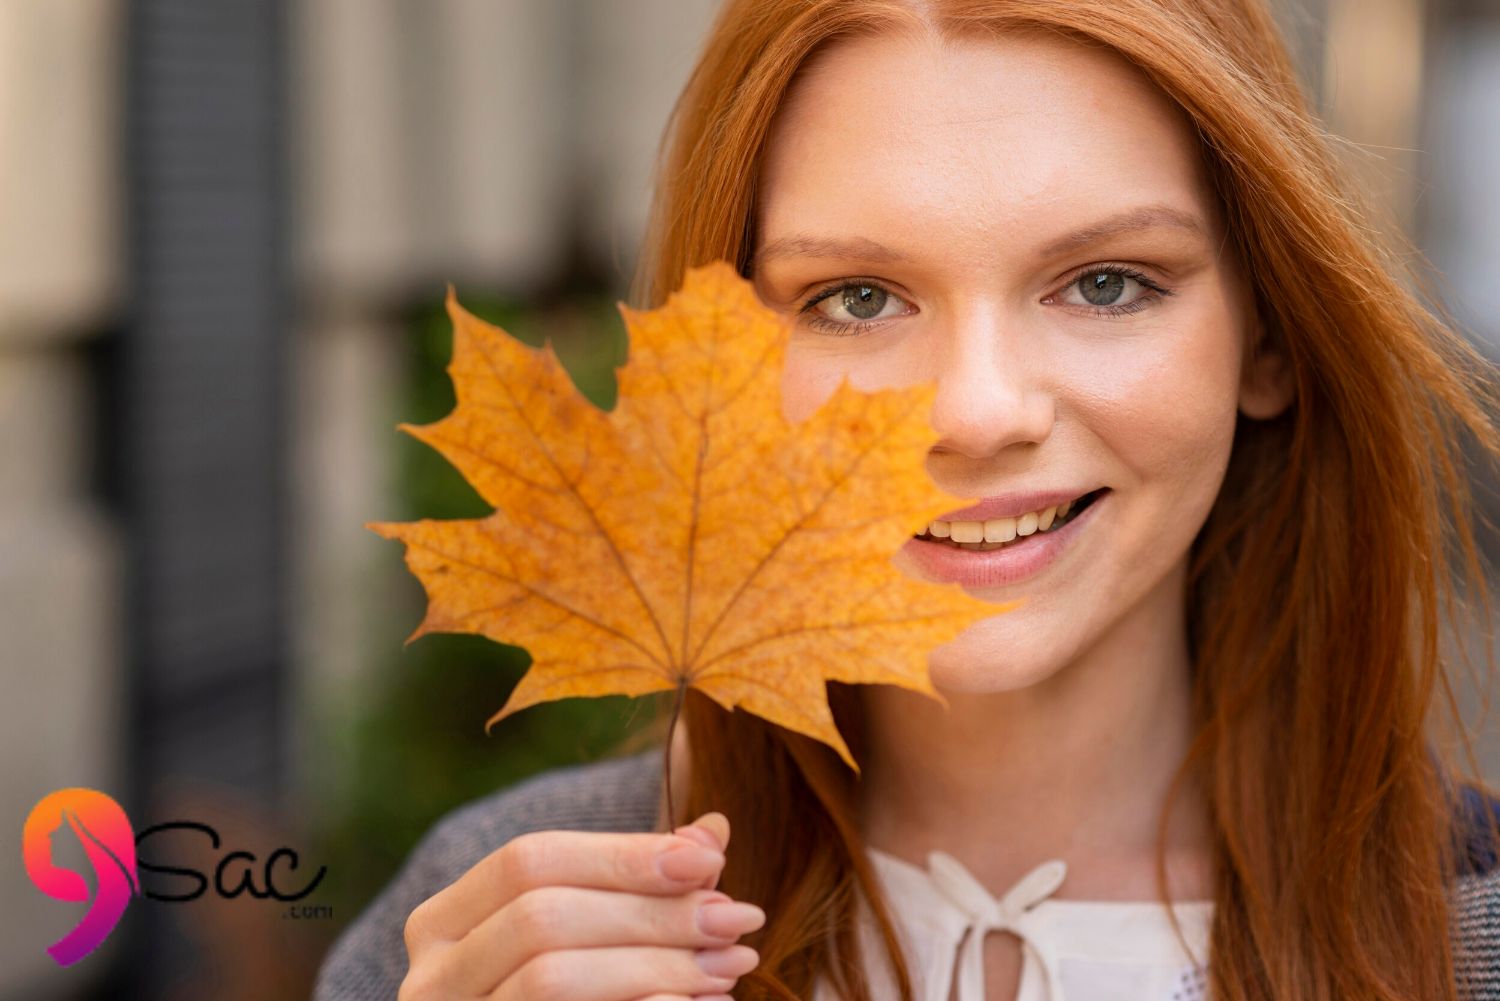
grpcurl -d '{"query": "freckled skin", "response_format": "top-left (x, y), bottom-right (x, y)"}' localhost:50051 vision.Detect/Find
top-left (747, 32), bottom-right (1296, 989)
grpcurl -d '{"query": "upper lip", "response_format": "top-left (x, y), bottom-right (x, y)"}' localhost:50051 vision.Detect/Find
top-left (934, 487), bottom-right (1101, 523)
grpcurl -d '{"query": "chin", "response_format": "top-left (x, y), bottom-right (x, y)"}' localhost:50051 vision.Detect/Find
top-left (926, 618), bottom-right (1072, 694)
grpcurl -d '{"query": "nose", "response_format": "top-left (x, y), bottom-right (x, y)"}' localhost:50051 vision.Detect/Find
top-left (922, 302), bottom-right (1055, 458)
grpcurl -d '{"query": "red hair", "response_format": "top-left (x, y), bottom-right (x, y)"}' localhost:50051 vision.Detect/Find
top-left (630, 2), bottom-right (1500, 998)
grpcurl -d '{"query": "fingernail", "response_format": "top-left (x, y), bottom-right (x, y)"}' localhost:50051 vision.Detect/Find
top-left (696, 899), bottom-right (766, 938)
top-left (656, 844), bottom-right (723, 882)
top-left (695, 944), bottom-right (759, 979)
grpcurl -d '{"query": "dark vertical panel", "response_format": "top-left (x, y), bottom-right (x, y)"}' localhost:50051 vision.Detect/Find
top-left (120, 1), bottom-right (288, 996)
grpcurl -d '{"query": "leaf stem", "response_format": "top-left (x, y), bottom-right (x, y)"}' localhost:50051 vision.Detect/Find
top-left (662, 677), bottom-right (687, 831)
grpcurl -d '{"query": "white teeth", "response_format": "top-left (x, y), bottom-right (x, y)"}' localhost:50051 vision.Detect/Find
top-left (920, 496), bottom-right (1086, 544)
top-left (984, 517), bottom-right (1017, 543)
top-left (950, 520), bottom-right (984, 543)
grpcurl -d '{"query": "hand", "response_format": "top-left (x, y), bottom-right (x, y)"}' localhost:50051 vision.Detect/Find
top-left (398, 812), bottom-right (764, 1000)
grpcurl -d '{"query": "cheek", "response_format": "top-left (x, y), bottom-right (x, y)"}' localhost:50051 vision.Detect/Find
top-left (922, 315), bottom-right (1245, 694)
top-left (779, 350), bottom-right (837, 425)
top-left (1071, 314), bottom-right (1243, 496)
top-left (778, 338), bottom-right (911, 424)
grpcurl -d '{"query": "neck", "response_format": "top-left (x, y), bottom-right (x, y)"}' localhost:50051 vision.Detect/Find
top-left (857, 559), bottom-right (1213, 901)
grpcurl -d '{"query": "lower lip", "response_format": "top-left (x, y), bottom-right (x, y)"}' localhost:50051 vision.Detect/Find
top-left (900, 490), bottom-right (1108, 589)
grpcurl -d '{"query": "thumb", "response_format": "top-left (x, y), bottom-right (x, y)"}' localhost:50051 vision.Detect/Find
top-left (674, 811), bottom-right (730, 853)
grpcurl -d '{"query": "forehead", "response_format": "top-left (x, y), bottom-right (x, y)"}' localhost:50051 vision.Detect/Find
top-left (755, 29), bottom-right (1219, 260)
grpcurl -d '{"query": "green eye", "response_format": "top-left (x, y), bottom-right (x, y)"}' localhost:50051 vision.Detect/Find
top-left (1057, 265), bottom-right (1175, 317)
top-left (841, 285), bottom-right (887, 319)
top-left (800, 279), bottom-right (911, 336)
top-left (1079, 271), bottom-right (1127, 306)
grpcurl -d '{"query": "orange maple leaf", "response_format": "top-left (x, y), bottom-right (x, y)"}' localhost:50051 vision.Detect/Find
top-left (367, 260), bottom-right (1013, 772)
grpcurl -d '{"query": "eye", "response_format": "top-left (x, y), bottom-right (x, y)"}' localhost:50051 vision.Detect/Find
top-left (800, 280), bottom-right (912, 336)
top-left (1049, 264), bottom-right (1174, 316)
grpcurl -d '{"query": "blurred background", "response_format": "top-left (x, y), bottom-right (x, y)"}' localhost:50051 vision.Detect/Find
top-left (3, 0), bottom-right (1498, 999)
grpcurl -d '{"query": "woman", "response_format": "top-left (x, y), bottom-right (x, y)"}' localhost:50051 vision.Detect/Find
top-left (314, 1), bottom-right (1500, 999)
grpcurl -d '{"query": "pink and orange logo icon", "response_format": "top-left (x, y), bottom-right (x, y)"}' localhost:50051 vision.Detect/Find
top-left (23, 788), bottom-right (141, 966)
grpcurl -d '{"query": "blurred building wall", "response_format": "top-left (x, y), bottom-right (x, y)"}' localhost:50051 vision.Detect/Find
top-left (0, 2), bottom-right (125, 997)
top-left (1425, 5), bottom-right (1500, 349)
top-left (1421, 0), bottom-right (1500, 775)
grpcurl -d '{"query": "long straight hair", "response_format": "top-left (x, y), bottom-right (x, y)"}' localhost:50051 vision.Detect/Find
top-left (628, 2), bottom-right (1500, 998)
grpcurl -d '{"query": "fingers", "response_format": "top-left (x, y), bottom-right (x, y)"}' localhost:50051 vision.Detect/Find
top-left (437, 884), bottom-right (765, 996)
top-left (676, 812), bottom-right (729, 852)
top-left (670, 813), bottom-right (730, 891)
top-left (400, 814), bottom-right (748, 1001)
top-left (407, 828), bottom-right (726, 945)
top-left (488, 944), bottom-right (760, 1001)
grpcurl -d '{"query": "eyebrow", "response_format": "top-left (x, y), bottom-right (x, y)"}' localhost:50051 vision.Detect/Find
top-left (1036, 204), bottom-right (1208, 257)
top-left (752, 203), bottom-right (1208, 269)
top-left (753, 233), bottom-right (907, 269)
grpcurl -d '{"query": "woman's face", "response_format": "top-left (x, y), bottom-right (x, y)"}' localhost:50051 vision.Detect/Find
top-left (751, 29), bottom-right (1288, 692)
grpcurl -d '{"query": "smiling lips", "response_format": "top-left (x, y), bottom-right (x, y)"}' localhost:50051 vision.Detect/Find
top-left (914, 488), bottom-right (1108, 552)
top-left (901, 487), bottom-right (1108, 587)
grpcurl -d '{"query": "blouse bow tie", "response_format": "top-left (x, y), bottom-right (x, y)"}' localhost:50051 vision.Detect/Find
top-left (926, 852), bottom-right (1070, 1001)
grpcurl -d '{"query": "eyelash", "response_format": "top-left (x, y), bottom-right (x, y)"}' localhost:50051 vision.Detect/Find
top-left (797, 263), bottom-right (1177, 337)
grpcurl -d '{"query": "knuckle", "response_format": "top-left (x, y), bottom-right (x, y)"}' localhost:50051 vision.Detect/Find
top-left (618, 833), bottom-right (670, 887)
top-left (396, 962), bottom-right (440, 1001)
top-left (508, 887), bottom-right (565, 952)
top-left (634, 896), bottom-right (668, 944)
top-left (403, 900), bottom-right (438, 953)
top-left (654, 948), bottom-right (703, 989)
top-left (499, 831), bottom-right (554, 890)
top-left (515, 952), bottom-right (571, 1001)
top-left (643, 948), bottom-right (678, 984)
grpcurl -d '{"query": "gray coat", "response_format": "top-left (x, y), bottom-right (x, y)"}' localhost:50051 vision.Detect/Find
top-left (312, 749), bottom-right (1500, 1000)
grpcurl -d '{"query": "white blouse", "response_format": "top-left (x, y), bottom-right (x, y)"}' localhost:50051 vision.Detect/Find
top-left (813, 846), bottom-right (1215, 1001)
